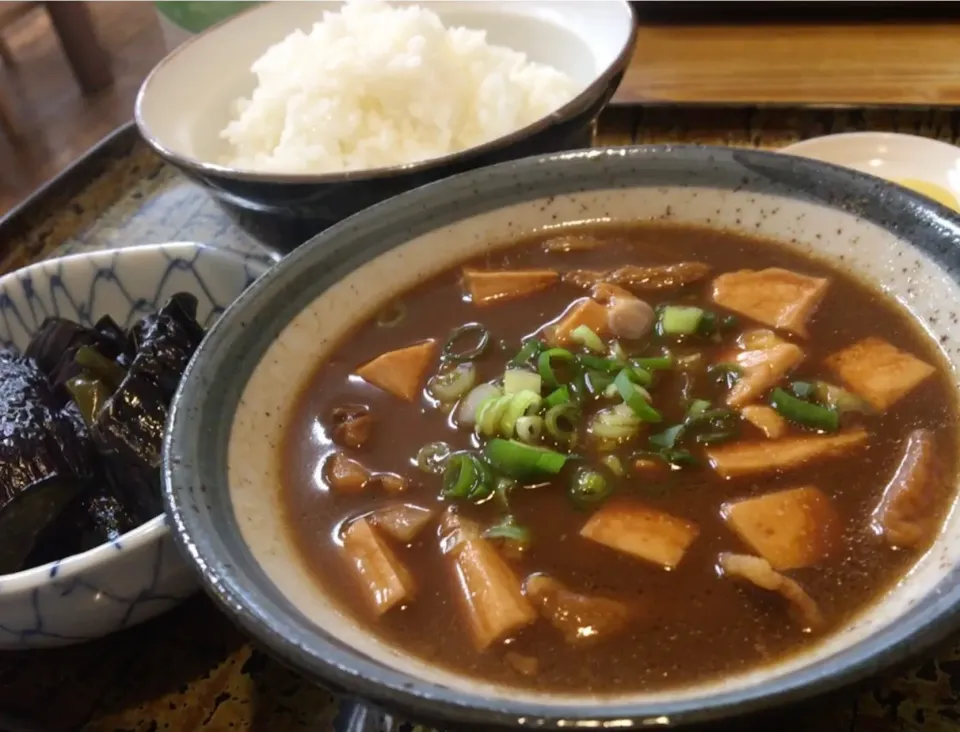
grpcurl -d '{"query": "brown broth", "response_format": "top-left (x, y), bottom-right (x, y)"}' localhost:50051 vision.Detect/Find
top-left (279, 223), bottom-right (958, 693)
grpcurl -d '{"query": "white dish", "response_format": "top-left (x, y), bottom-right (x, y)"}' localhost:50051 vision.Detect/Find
top-left (781, 132), bottom-right (960, 208)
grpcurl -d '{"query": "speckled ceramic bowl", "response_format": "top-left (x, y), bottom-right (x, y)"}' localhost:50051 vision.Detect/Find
top-left (0, 242), bottom-right (269, 649)
top-left (164, 146), bottom-right (960, 728)
top-left (134, 0), bottom-right (637, 251)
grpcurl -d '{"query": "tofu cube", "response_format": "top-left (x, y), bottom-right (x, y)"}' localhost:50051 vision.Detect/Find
top-left (722, 486), bottom-right (840, 570)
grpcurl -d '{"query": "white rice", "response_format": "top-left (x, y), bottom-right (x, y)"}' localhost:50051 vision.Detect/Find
top-left (219, 1), bottom-right (580, 174)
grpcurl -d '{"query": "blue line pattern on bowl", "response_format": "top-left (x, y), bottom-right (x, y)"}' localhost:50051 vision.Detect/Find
top-left (0, 242), bottom-right (268, 649)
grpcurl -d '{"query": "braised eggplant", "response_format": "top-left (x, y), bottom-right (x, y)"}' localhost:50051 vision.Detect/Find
top-left (0, 350), bottom-right (94, 573)
top-left (6, 292), bottom-right (207, 573)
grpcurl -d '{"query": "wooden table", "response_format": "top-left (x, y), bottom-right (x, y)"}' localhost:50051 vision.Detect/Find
top-left (615, 15), bottom-right (960, 106)
top-left (0, 107), bottom-right (958, 731)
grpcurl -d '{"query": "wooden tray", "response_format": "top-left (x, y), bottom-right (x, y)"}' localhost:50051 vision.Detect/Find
top-left (0, 108), bottom-right (958, 732)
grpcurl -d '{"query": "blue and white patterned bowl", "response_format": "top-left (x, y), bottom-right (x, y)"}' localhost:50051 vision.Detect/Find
top-left (0, 242), bottom-right (269, 648)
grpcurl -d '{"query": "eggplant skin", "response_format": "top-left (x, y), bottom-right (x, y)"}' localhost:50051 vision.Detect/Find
top-left (0, 350), bottom-right (94, 573)
top-left (25, 315), bottom-right (131, 399)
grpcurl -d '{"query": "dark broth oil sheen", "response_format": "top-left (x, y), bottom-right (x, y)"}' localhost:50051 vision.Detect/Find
top-left (279, 223), bottom-right (958, 693)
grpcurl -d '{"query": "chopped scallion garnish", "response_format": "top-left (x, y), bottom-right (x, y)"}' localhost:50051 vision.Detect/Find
top-left (613, 369), bottom-right (662, 422)
top-left (659, 306), bottom-right (704, 336)
top-left (537, 347), bottom-right (575, 389)
top-left (571, 325), bottom-right (606, 353)
top-left (442, 323), bottom-right (490, 363)
top-left (483, 439), bottom-right (569, 481)
top-left (770, 387), bottom-right (840, 432)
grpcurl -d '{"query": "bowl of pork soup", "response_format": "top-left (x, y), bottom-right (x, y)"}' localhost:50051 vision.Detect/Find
top-left (163, 145), bottom-right (960, 728)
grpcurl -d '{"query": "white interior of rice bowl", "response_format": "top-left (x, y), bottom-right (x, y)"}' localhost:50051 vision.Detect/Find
top-left (136, 0), bottom-right (635, 178)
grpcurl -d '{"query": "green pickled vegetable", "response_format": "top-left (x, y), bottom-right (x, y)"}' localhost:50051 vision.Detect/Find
top-left (74, 346), bottom-right (125, 391)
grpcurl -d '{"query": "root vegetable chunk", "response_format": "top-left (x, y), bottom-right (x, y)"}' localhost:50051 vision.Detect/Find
top-left (463, 268), bottom-right (559, 306)
top-left (712, 268), bottom-right (829, 337)
top-left (706, 429), bottom-right (868, 479)
top-left (355, 340), bottom-right (436, 402)
top-left (741, 405), bottom-right (787, 439)
top-left (580, 500), bottom-right (700, 569)
top-left (440, 510), bottom-right (535, 649)
top-left (719, 553), bottom-right (823, 630)
top-left (872, 429), bottom-right (948, 548)
top-left (369, 503), bottom-right (434, 542)
top-left (524, 574), bottom-right (630, 645)
top-left (727, 342), bottom-right (805, 407)
top-left (342, 518), bottom-right (415, 616)
top-left (722, 486), bottom-right (840, 570)
top-left (825, 337), bottom-right (935, 412)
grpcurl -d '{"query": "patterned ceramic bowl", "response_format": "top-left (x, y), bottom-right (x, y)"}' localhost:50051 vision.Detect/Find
top-left (0, 242), bottom-right (269, 649)
top-left (165, 146), bottom-right (960, 728)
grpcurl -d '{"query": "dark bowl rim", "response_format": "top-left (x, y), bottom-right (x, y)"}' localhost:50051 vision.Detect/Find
top-left (163, 143), bottom-right (960, 729)
top-left (134, 0), bottom-right (638, 185)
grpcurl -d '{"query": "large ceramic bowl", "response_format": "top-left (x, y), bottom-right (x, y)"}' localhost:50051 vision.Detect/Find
top-left (163, 146), bottom-right (960, 728)
top-left (135, 0), bottom-right (637, 250)
top-left (0, 242), bottom-right (269, 649)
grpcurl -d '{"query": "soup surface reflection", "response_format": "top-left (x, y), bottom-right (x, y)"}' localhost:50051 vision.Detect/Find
top-left (280, 223), bottom-right (958, 693)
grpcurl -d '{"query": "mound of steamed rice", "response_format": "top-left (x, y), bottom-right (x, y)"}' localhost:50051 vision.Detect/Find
top-left (219, 1), bottom-right (580, 174)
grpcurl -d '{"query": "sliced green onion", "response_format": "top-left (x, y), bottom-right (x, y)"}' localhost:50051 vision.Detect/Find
top-left (590, 403), bottom-right (641, 442)
top-left (427, 362), bottom-right (477, 402)
top-left (467, 459), bottom-right (495, 502)
top-left (708, 362), bottom-right (743, 389)
top-left (578, 354), bottom-right (626, 372)
top-left (483, 439), bottom-right (568, 481)
top-left (614, 369), bottom-right (662, 422)
top-left (494, 477), bottom-right (517, 508)
top-left (791, 381), bottom-right (815, 399)
top-left (442, 453), bottom-right (478, 498)
top-left (544, 403), bottom-right (579, 444)
top-left (482, 515), bottom-right (531, 545)
top-left (442, 323), bottom-right (490, 363)
top-left (458, 383), bottom-right (501, 427)
top-left (544, 386), bottom-right (571, 408)
top-left (585, 369), bottom-right (614, 395)
top-left (634, 448), bottom-right (699, 469)
top-left (501, 391), bottom-right (542, 437)
top-left (515, 415), bottom-right (543, 443)
top-left (812, 381), bottom-right (874, 416)
top-left (631, 356), bottom-right (673, 371)
top-left (571, 325), bottom-right (606, 353)
top-left (417, 442), bottom-right (451, 474)
top-left (686, 399), bottom-right (711, 418)
top-left (659, 306), bottom-right (704, 336)
top-left (627, 366), bottom-right (653, 387)
top-left (601, 454), bottom-right (625, 477)
top-left (569, 466), bottom-right (613, 507)
top-left (770, 387), bottom-right (840, 432)
top-left (476, 391), bottom-right (542, 438)
top-left (649, 424), bottom-right (685, 449)
top-left (538, 347), bottom-right (575, 388)
top-left (509, 339), bottom-right (544, 368)
top-left (610, 341), bottom-right (628, 362)
top-left (697, 310), bottom-right (719, 337)
top-left (503, 368), bottom-right (542, 395)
